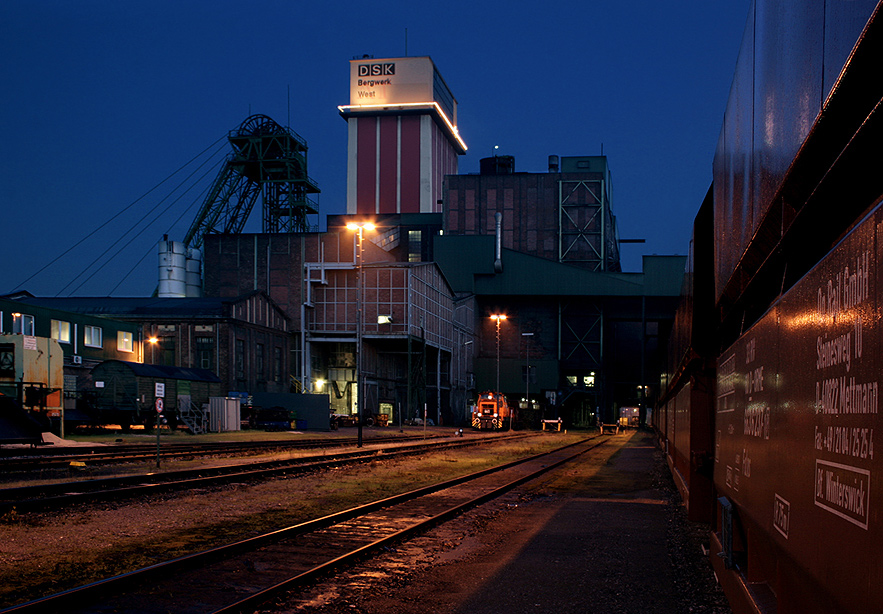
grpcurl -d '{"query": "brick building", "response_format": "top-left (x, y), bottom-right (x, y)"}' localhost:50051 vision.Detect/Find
top-left (203, 231), bottom-right (464, 425)
top-left (436, 156), bottom-right (683, 426)
top-left (17, 292), bottom-right (292, 398)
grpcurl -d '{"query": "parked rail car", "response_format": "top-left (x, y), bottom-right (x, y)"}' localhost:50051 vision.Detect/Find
top-left (472, 391), bottom-right (510, 430)
top-left (708, 201), bottom-right (883, 614)
top-left (654, 194), bottom-right (717, 523)
top-left (659, 198), bottom-right (883, 612)
top-left (654, 3), bottom-right (883, 613)
top-left (0, 334), bottom-right (64, 432)
top-left (82, 360), bottom-right (223, 431)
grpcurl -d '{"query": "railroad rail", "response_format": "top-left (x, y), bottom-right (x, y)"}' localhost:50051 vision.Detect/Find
top-left (1, 436), bottom-right (605, 614)
top-left (0, 433), bottom-right (529, 515)
top-left (0, 433), bottom-right (447, 474)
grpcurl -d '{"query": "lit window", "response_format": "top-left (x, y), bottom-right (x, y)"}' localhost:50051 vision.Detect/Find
top-left (84, 325), bottom-right (103, 348)
top-left (117, 331), bottom-right (134, 352)
top-left (408, 230), bottom-right (422, 262)
top-left (12, 313), bottom-right (35, 336)
top-left (51, 320), bottom-right (71, 344)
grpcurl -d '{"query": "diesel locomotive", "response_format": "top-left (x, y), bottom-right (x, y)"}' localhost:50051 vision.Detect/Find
top-left (472, 391), bottom-right (510, 430)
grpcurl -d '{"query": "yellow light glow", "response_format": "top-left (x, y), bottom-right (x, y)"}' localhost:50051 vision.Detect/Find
top-left (315, 379), bottom-right (325, 391)
top-left (347, 221), bottom-right (376, 231)
top-left (148, 337), bottom-right (158, 344)
top-left (338, 101), bottom-right (468, 152)
top-left (490, 314), bottom-right (507, 321)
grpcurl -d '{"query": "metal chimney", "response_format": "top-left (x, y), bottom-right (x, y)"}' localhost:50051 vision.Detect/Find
top-left (548, 155), bottom-right (559, 172)
top-left (494, 212), bottom-right (503, 273)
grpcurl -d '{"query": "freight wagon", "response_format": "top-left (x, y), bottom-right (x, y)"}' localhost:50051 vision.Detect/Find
top-left (655, 3), bottom-right (883, 613)
top-left (0, 334), bottom-right (64, 432)
top-left (81, 360), bottom-right (223, 432)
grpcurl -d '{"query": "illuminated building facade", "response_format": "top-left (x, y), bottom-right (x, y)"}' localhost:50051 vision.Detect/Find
top-left (339, 56), bottom-right (467, 215)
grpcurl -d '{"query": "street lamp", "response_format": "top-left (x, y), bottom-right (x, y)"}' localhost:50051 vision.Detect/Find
top-left (490, 314), bottom-right (507, 393)
top-left (148, 336), bottom-right (158, 364)
top-left (522, 332), bottom-right (533, 422)
top-left (347, 221), bottom-right (375, 448)
top-left (460, 337), bottom-right (473, 422)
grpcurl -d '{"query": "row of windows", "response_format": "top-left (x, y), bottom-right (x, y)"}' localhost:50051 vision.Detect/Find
top-left (235, 339), bottom-right (285, 382)
top-left (3, 312), bottom-right (133, 352)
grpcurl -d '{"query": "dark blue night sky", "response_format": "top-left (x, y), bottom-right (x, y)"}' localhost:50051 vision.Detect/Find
top-left (1, 0), bottom-right (749, 296)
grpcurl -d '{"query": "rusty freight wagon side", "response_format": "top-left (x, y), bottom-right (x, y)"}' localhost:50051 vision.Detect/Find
top-left (711, 200), bottom-right (883, 614)
top-left (84, 360), bottom-right (222, 432)
top-left (655, 195), bottom-right (717, 523)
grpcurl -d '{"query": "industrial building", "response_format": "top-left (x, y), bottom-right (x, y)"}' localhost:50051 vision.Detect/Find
top-left (339, 56), bottom-right (466, 215)
top-left (0, 295), bottom-right (143, 434)
top-left (435, 155), bottom-right (683, 426)
top-left (4, 53), bottom-right (683, 433)
top-left (329, 56), bottom-right (684, 427)
top-left (15, 291), bottom-right (293, 401)
top-left (202, 230), bottom-right (466, 426)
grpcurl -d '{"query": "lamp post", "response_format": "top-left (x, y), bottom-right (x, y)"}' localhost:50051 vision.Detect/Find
top-left (522, 332), bottom-right (533, 425)
top-left (148, 336), bottom-right (158, 364)
top-left (490, 314), bottom-right (507, 393)
top-left (460, 337), bottom-right (473, 423)
top-left (347, 221), bottom-right (375, 448)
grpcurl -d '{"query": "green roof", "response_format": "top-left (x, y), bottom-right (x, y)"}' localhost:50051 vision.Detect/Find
top-left (434, 235), bottom-right (685, 298)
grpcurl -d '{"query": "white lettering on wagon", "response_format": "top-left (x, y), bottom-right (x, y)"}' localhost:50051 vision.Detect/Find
top-left (773, 494), bottom-right (790, 539)
top-left (814, 459), bottom-right (870, 530)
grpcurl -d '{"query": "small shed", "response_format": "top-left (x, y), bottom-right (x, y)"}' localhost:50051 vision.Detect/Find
top-left (88, 360), bottom-right (222, 429)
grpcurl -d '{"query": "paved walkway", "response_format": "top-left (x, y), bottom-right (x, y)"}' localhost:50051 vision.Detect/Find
top-left (449, 430), bottom-right (686, 613)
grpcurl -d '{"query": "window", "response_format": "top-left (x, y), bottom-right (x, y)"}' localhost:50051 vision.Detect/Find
top-left (117, 331), bottom-right (134, 352)
top-left (235, 339), bottom-right (245, 380)
top-left (522, 365), bottom-right (536, 384)
top-left (256, 343), bottom-right (265, 380)
top-left (196, 337), bottom-right (214, 370)
top-left (51, 320), bottom-right (71, 344)
top-left (408, 230), bottom-right (422, 262)
top-left (159, 336), bottom-right (176, 366)
top-left (84, 325), bottom-right (103, 348)
top-left (12, 313), bottom-right (35, 336)
top-left (274, 347), bottom-right (283, 382)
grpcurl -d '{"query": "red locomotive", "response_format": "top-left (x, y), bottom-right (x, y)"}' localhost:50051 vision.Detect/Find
top-left (472, 391), bottom-right (510, 430)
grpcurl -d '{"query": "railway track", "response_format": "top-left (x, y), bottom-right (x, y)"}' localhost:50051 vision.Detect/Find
top-left (0, 433), bottom-right (528, 515)
top-left (1, 436), bottom-right (605, 614)
top-left (0, 433), bottom-right (445, 473)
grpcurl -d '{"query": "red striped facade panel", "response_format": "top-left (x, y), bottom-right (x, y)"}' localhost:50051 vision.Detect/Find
top-left (356, 118), bottom-right (377, 214)
top-left (400, 116), bottom-right (421, 212)
top-left (378, 116), bottom-right (398, 214)
top-left (354, 114), bottom-right (460, 215)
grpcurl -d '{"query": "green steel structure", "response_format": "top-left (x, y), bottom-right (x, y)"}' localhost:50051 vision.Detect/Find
top-left (184, 115), bottom-right (320, 249)
top-left (439, 156), bottom-right (682, 427)
top-left (434, 235), bottom-right (684, 427)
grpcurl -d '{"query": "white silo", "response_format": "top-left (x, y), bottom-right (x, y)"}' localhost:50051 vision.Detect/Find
top-left (157, 237), bottom-right (187, 298)
top-left (185, 247), bottom-right (202, 297)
